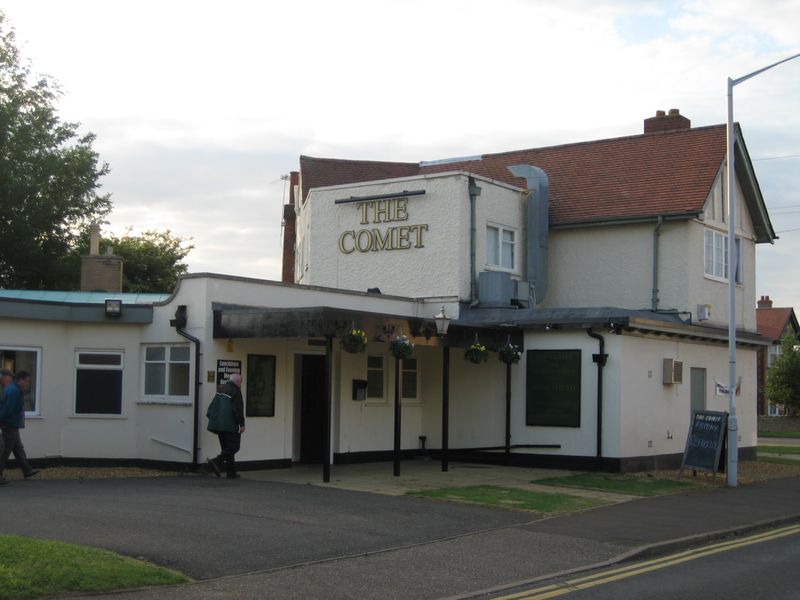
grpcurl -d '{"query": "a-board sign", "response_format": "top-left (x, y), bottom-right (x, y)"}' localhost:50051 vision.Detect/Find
top-left (680, 410), bottom-right (727, 476)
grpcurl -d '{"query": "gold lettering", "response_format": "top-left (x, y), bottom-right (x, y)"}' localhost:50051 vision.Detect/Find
top-left (373, 200), bottom-right (388, 223)
top-left (338, 231), bottom-right (355, 254)
top-left (397, 226), bottom-right (411, 249)
top-left (355, 230), bottom-right (372, 253)
top-left (412, 224), bottom-right (427, 248)
top-left (395, 198), bottom-right (408, 221)
top-left (372, 228), bottom-right (392, 251)
top-left (358, 202), bottom-right (369, 225)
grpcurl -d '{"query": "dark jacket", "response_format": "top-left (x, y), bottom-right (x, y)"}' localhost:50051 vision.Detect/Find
top-left (206, 381), bottom-right (244, 433)
top-left (0, 381), bottom-right (26, 429)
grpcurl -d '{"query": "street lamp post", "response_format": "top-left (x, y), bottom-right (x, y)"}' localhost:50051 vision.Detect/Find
top-left (725, 51), bottom-right (800, 487)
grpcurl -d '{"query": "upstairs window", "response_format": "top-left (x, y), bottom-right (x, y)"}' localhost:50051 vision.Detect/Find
top-left (704, 229), bottom-right (741, 284)
top-left (487, 225), bottom-right (516, 270)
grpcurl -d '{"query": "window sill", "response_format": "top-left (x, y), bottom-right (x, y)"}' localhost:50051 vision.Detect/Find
top-left (69, 414), bottom-right (126, 420)
top-left (703, 274), bottom-right (743, 286)
top-left (137, 398), bottom-right (192, 406)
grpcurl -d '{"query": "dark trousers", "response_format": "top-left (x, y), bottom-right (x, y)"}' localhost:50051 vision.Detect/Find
top-left (215, 431), bottom-right (241, 476)
top-left (0, 427), bottom-right (34, 476)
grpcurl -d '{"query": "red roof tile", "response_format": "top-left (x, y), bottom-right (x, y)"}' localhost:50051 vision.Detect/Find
top-left (300, 125), bottom-right (729, 227)
top-left (757, 307), bottom-right (799, 342)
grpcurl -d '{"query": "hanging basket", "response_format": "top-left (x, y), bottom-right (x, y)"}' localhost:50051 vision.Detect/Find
top-left (498, 342), bottom-right (522, 365)
top-left (389, 334), bottom-right (414, 359)
top-left (340, 329), bottom-right (368, 353)
top-left (464, 342), bottom-right (489, 364)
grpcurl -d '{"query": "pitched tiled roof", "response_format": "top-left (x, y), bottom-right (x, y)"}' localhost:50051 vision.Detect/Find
top-left (300, 125), bottom-right (730, 227)
top-left (757, 307), bottom-right (800, 342)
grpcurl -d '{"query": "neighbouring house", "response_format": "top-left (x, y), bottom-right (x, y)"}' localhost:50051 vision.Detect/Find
top-left (756, 295), bottom-right (800, 415)
top-left (0, 109), bottom-right (775, 478)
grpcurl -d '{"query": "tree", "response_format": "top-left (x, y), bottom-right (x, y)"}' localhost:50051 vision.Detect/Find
top-left (0, 12), bottom-right (111, 289)
top-left (70, 228), bottom-right (194, 293)
top-left (766, 333), bottom-right (800, 415)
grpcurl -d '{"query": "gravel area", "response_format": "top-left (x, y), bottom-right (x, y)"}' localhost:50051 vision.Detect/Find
top-left (4, 459), bottom-right (798, 485)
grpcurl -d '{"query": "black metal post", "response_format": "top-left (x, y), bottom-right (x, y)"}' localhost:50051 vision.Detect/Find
top-left (441, 345), bottom-right (450, 472)
top-left (393, 355), bottom-right (402, 476)
top-left (323, 335), bottom-right (333, 483)
top-left (505, 361), bottom-right (512, 464)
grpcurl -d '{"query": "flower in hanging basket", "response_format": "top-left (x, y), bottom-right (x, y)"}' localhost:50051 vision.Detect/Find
top-left (341, 328), bottom-right (368, 353)
top-left (389, 334), bottom-right (414, 359)
top-left (498, 342), bottom-right (522, 365)
top-left (464, 342), bottom-right (488, 364)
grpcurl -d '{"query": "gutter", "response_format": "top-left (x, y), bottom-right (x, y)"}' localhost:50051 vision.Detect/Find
top-left (652, 216), bottom-right (664, 311)
top-left (468, 177), bottom-right (482, 306)
top-left (586, 329), bottom-right (608, 460)
top-left (170, 305), bottom-right (202, 468)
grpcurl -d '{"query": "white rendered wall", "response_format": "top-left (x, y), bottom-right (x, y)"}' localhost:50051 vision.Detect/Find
top-left (617, 335), bottom-right (757, 458)
top-left (298, 172), bottom-right (526, 300)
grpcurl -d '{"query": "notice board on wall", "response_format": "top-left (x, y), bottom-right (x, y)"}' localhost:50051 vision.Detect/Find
top-left (680, 410), bottom-right (727, 476)
top-left (216, 359), bottom-right (241, 386)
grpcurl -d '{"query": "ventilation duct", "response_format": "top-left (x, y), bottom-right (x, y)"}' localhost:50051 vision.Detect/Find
top-left (508, 164), bottom-right (549, 305)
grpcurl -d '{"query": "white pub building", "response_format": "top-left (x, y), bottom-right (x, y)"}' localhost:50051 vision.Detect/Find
top-left (0, 110), bottom-right (774, 479)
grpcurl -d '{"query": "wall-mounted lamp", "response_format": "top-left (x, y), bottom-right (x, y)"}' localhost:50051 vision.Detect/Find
top-left (104, 299), bottom-right (122, 318)
top-left (544, 323), bottom-right (553, 332)
top-left (608, 322), bottom-right (622, 335)
top-left (434, 306), bottom-right (450, 336)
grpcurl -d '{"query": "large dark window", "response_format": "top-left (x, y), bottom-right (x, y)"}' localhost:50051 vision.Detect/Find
top-left (75, 352), bottom-right (123, 415)
top-left (245, 354), bottom-right (276, 417)
top-left (526, 349), bottom-right (581, 427)
top-left (0, 347), bottom-right (41, 414)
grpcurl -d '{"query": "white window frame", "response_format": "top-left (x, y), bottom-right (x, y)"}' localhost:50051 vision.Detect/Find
top-left (704, 229), bottom-right (742, 284)
top-left (365, 354), bottom-right (388, 406)
top-left (486, 224), bottom-right (517, 271)
top-left (0, 346), bottom-right (42, 417)
top-left (74, 350), bottom-right (125, 417)
top-left (141, 344), bottom-right (191, 405)
top-left (399, 357), bottom-right (421, 405)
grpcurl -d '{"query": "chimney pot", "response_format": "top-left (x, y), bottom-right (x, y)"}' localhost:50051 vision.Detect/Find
top-left (668, 108), bottom-right (680, 115)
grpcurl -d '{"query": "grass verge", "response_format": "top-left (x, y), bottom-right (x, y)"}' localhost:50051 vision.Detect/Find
top-left (407, 484), bottom-right (609, 514)
top-left (0, 535), bottom-right (187, 599)
top-left (758, 456), bottom-right (800, 466)
top-left (534, 473), bottom-right (698, 497)
top-left (759, 432), bottom-right (800, 438)
top-left (758, 445), bottom-right (800, 455)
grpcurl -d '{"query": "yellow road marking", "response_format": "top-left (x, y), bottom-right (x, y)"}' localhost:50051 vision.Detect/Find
top-left (494, 524), bottom-right (800, 600)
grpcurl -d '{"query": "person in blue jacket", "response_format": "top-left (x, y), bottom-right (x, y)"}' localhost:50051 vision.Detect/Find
top-left (0, 370), bottom-right (38, 484)
top-left (206, 373), bottom-right (245, 479)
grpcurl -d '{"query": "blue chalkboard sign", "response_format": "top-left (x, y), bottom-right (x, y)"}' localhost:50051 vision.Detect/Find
top-left (680, 410), bottom-right (727, 477)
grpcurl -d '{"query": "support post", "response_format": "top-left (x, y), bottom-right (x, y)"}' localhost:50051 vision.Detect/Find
top-left (441, 345), bottom-right (450, 472)
top-left (323, 335), bottom-right (333, 483)
top-left (504, 361), bottom-right (512, 464)
top-left (393, 355), bottom-right (402, 476)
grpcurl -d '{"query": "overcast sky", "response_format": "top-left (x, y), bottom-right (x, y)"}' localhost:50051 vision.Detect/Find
top-left (3, 0), bottom-right (800, 311)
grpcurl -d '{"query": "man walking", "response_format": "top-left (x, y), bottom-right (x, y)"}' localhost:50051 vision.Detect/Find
top-left (206, 373), bottom-right (245, 479)
top-left (0, 370), bottom-right (38, 483)
top-left (0, 368), bottom-right (13, 485)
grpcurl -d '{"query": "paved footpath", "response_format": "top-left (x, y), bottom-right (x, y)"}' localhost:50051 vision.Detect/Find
top-left (1, 468), bottom-right (799, 599)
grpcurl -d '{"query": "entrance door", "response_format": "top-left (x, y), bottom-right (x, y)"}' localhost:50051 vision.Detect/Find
top-left (299, 354), bottom-right (326, 462)
top-left (690, 367), bottom-right (706, 413)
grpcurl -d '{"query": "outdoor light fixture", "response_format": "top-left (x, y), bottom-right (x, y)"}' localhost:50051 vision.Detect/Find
top-left (434, 306), bottom-right (450, 336)
top-left (104, 299), bottom-right (122, 318)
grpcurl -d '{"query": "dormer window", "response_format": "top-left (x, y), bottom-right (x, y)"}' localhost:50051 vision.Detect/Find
top-left (487, 225), bottom-right (516, 270)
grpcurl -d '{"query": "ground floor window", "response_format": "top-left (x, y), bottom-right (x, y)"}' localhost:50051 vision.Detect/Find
top-left (75, 351), bottom-right (124, 415)
top-left (246, 354), bottom-right (276, 417)
top-left (366, 355), bottom-right (386, 404)
top-left (0, 346), bottom-right (41, 415)
top-left (400, 357), bottom-right (419, 403)
top-left (526, 349), bottom-right (581, 427)
top-left (143, 344), bottom-right (190, 400)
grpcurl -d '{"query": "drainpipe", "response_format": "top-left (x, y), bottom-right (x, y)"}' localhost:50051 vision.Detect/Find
top-left (171, 305), bottom-right (202, 469)
top-left (651, 216), bottom-right (664, 311)
top-left (586, 329), bottom-right (607, 460)
top-left (468, 177), bottom-right (481, 306)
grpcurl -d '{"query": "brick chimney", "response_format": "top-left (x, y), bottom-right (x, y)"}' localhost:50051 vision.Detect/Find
top-left (757, 295), bottom-right (773, 309)
top-left (80, 225), bottom-right (124, 292)
top-left (644, 108), bottom-right (691, 134)
top-left (281, 171), bottom-right (299, 283)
